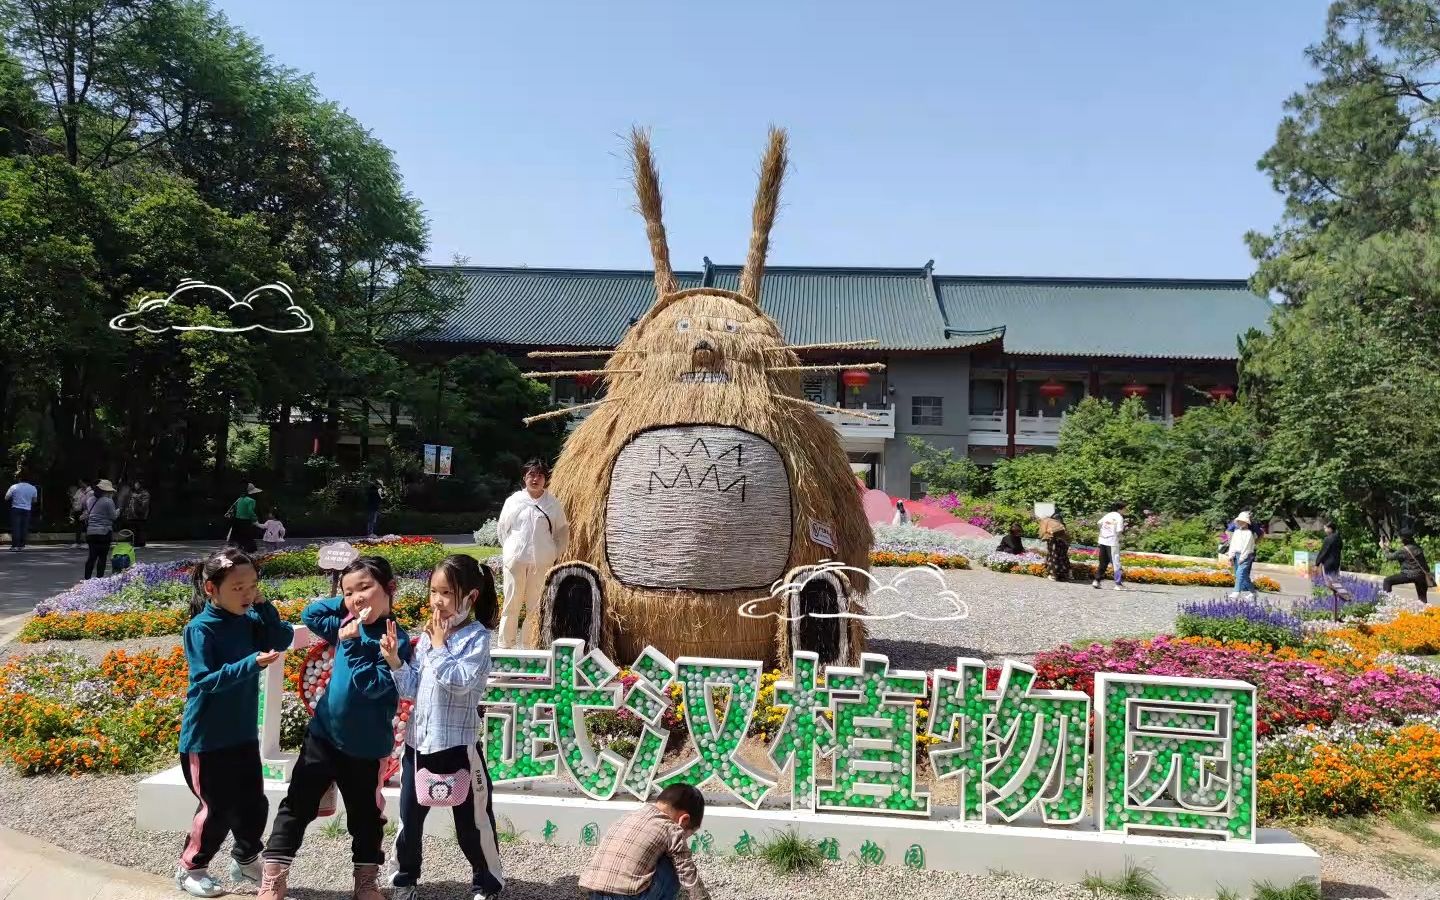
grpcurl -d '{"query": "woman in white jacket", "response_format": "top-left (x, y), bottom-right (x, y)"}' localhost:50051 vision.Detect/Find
top-left (495, 460), bottom-right (568, 648)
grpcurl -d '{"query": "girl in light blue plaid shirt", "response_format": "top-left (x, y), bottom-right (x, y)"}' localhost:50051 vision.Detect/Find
top-left (380, 554), bottom-right (504, 900)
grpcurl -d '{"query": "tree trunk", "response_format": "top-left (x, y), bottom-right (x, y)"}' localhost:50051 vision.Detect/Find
top-left (214, 403), bottom-right (230, 488)
top-left (359, 398), bottom-right (371, 467)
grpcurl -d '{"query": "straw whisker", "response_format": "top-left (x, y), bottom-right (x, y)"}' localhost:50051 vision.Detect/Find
top-left (765, 363), bottom-right (886, 374)
top-left (523, 399), bottom-right (614, 426)
top-left (764, 339), bottom-right (880, 353)
top-left (528, 349), bottom-right (645, 359)
top-left (524, 369), bottom-right (640, 379)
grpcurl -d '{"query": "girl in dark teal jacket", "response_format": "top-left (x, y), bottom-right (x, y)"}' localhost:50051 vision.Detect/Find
top-left (176, 547), bottom-right (293, 898)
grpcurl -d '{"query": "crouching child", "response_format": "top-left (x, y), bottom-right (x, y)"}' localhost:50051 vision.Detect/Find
top-left (579, 784), bottom-right (710, 900)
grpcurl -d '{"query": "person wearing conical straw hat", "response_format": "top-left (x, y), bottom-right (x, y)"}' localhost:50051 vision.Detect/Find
top-left (226, 483), bottom-right (263, 554)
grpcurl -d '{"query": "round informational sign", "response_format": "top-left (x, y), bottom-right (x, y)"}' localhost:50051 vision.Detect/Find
top-left (317, 541), bottom-right (359, 572)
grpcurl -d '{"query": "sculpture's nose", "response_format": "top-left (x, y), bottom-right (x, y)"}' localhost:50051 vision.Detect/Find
top-left (692, 338), bottom-right (718, 368)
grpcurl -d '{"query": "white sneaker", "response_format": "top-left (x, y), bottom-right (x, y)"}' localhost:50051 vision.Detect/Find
top-left (175, 867), bottom-right (225, 898)
top-left (1091, 581), bottom-right (1100, 589)
top-left (230, 857), bottom-right (263, 885)
top-left (1112, 584), bottom-right (1125, 591)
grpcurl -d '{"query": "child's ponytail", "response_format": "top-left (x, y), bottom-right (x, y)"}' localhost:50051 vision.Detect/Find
top-left (189, 546), bottom-right (259, 619)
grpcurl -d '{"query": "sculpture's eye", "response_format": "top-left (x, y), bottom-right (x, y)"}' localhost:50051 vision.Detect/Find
top-left (676, 318), bottom-right (691, 333)
top-left (723, 320), bottom-right (740, 334)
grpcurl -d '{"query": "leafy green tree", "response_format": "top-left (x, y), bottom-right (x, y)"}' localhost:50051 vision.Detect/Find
top-left (1244, 0), bottom-right (1440, 538)
top-left (1145, 400), bottom-right (1266, 525)
top-left (907, 437), bottom-right (985, 495)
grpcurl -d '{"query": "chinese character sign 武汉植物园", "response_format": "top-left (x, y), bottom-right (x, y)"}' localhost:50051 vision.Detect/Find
top-left (473, 639), bottom-right (1257, 841)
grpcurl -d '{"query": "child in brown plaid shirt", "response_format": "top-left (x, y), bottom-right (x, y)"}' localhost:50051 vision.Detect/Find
top-left (579, 784), bottom-right (709, 900)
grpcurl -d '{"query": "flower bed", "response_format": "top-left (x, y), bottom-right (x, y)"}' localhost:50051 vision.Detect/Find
top-left (257, 536), bottom-right (445, 578)
top-left (869, 550), bottom-right (970, 569)
top-left (1331, 607), bottom-right (1440, 656)
top-left (1033, 636), bottom-right (1440, 737)
top-left (1259, 717), bottom-right (1440, 819)
top-left (1069, 547), bottom-right (1226, 571)
top-left (984, 554), bottom-right (1281, 591)
top-left (0, 648), bottom-right (187, 774)
top-left (1176, 596), bottom-right (1305, 648)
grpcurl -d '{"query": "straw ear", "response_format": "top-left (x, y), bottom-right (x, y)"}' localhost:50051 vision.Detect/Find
top-left (628, 127), bottom-right (678, 297)
top-left (739, 126), bottom-right (789, 302)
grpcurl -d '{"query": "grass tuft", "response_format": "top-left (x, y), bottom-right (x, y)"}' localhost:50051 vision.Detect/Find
top-left (1387, 809), bottom-right (1440, 849)
top-left (1081, 860), bottom-right (1164, 899)
top-left (319, 814), bottom-right (346, 838)
top-left (1252, 878), bottom-right (1321, 900)
top-left (497, 816), bottom-right (522, 844)
top-left (757, 829), bottom-right (825, 876)
top-left (1215, 887), bottom-right (1240, 900)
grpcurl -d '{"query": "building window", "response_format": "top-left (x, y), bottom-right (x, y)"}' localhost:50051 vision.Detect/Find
top-left (911, 395), bottom-right (943, 427)
top-left (969, 379), bottom-right (1004, 417)
top-left (909, 475), bottom-right (926, 499)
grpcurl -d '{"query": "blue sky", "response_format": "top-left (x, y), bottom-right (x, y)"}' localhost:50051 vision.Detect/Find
top-left (221, 1), bottom-right (1325, 278)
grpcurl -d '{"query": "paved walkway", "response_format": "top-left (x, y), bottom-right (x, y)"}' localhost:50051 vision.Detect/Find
top-left (0, 827), bottom-right (175, 900)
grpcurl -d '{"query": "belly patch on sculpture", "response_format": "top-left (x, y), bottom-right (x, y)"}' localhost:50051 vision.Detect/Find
top-left (605, 425), bottom-right (793, 591)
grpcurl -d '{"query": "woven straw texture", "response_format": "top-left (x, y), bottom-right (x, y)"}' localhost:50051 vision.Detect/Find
top-left (606, 425), bottom-right (792, 591)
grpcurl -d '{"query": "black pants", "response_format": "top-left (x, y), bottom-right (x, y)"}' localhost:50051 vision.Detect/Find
top-left (72, 515), bottom-right (84, 545)
top-left (179, 742), bottom-right (268, 872)
top-left (8, 508), bottom-right (28, 549)
top-left (132, 519), bottom-right (147, 547)
top-left (265, 729), bottom-right (385, 866)
top-left (85, 533), bottom-right (112, 578)
top-left (393, 743), bottom-right (505, 893)
top-left (232, 520), bottom-right (257, 554)
top-left (1093, 545), bottom-right (1122, 584)
top-left (1385, 573), bottom-right (1430, 604)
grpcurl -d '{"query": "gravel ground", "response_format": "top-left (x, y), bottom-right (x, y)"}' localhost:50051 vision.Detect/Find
top-left (862, 566), bottom-right (1217, 669)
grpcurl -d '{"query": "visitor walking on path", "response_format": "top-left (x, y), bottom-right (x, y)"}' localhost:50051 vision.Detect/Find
top-left (5, 471), bottom-right (38, 551)
top-left (365, 479), bottom-right (383, 538)
top-left (124, 480), bottom-right (151, 547)
top-left (1382, 529), bottom-right (1432, 605)
top-left (225, 484), bottom-right (262, 554)
top-left (84, 479), bottom-right (119, 578)
top-left (1092, 502), bottom-right (1127, 591)
top-left (1039, 510), bottom-right (1071, 582)
top-left (496, 460), bottom-right (568, 649)
top-left (1225, 511), bottom-right (1258, 598)
top-left (70, 479), bottom-right (91, 548)
top-left (1314, 521), bottom-right (1343, 579)
top-left (381, 554), bottom-right (505, 900)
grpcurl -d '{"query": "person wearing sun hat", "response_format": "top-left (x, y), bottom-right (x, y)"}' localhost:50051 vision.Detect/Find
top-left (84, 479), bottom-right (120, 578)
top-left (226, 483), bottom-right (263, 553)
top-left (1224, 511), bottom-right (1258, 598)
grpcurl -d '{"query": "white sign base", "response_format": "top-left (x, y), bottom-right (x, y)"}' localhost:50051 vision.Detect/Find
top-left (137, 767), bottom-right (1318, 898)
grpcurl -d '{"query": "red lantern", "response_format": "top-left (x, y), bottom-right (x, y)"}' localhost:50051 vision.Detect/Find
top-left (841, 369), bottom-right (871, 394)
top-left (1038, 379), bottom-right (1067, 407)
top-left (574, 373), bottom-right (597, 390)
top-left (1121, 381), bottom-right (1150, 399)
top-left (1208, 384), bottom-right (1236, 402)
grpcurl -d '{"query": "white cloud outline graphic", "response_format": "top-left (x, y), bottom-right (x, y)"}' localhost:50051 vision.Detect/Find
top-left (109, 279), bottom-right (315, 334)
top-left (738, 560), bottom-right (970, 624)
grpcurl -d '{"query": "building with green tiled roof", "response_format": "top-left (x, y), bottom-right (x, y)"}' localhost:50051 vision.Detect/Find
top-left (416, 261), bottom-right (1272, 495)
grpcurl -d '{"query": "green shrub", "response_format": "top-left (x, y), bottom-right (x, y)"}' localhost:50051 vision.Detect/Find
top-left (1254, 531), bottom-right (1323, 565)
top-left (1130, 517), bottom-right (1219, 557)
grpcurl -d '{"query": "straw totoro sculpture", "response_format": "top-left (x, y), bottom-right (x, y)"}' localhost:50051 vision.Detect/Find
top-left (523, 127), bottom-right (881, 668)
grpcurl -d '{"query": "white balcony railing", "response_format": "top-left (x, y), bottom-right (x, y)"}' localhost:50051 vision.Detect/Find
top-left (970, 411), bottom-right (1173, 448)
top-left (811, 403), bottom-right (896, 447)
